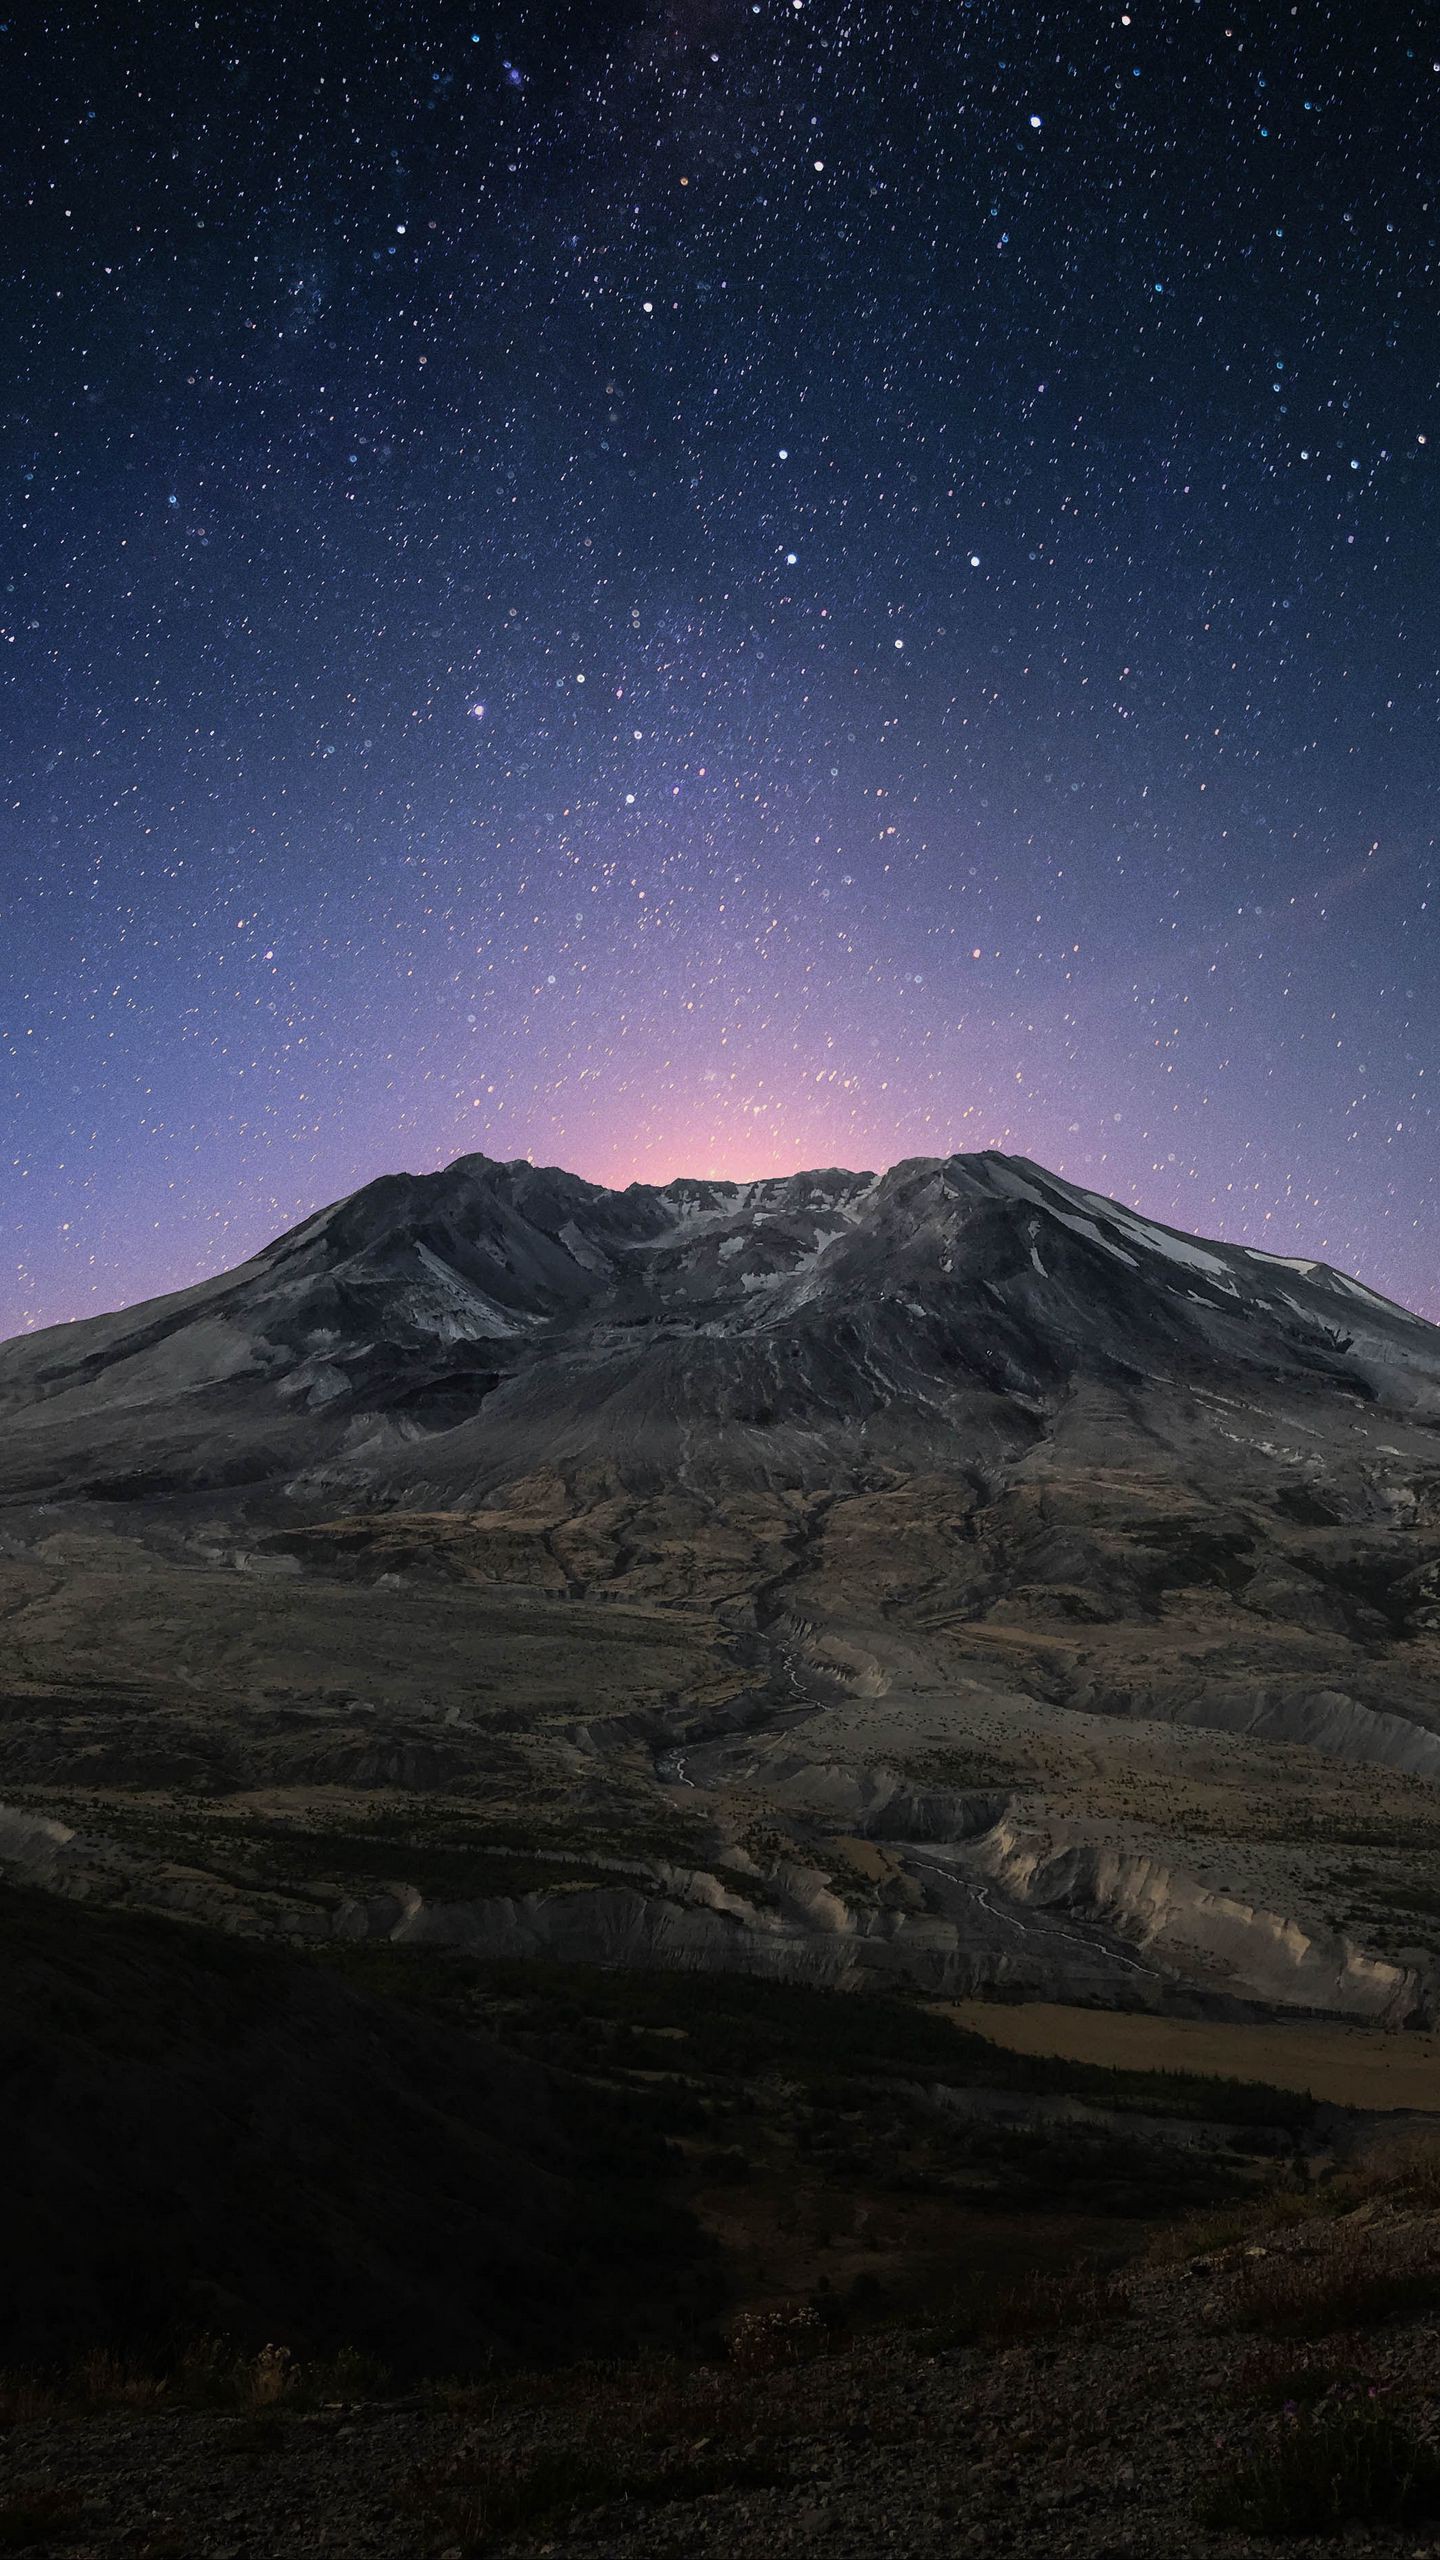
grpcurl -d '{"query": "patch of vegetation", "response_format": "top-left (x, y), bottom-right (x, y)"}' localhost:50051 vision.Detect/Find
top-left (349, 1786), bottom-right (716, 1861)
top-left (1225, 2346), bottom-right (1354, 2411)
top-left (1336, 1864), bottom-right (1440, 1918)
top-left (449, 2345), bottom-right (815, 2442)
top-left (903, 1747), bottom-right (1024, 1789)
top-left (1227, 2233), bottom-right (1440, 2338)
top-left (928, 2265), bottom-right (1130, 2352)
top-left (1200, 2407), bottom-right (1440, 2536)
top-left (313, 1946), bottom-right (1284, 2332)
top-left (237, 1819), bottom-right (630, 1902)
top-left (1180, 1809), bottom-right (1440, 1854)
top-left (314, 1949), bottom-right (1311, 2254)
top-left (1344, 2134), bottom-right (1440, 2213)
top-left (412, 2440), bottom-right (785, 2552)
top-left (1156, 2138), bottom-right (1440, 2272)
top-left (0, 2339), bottom-right (387, 2429)
top-left (41, 1790), bottom-right (719, 1903)
top-left (67, 1803), bottom-right (644, 1903)
top-left (947, 2117), bottom-right (1238, 2217)
top-left (431, 1959), bottom-right (1317, 2134)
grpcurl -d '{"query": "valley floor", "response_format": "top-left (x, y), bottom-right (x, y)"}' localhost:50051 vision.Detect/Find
top-left (944, 2001), bottom-right (1440, 2113)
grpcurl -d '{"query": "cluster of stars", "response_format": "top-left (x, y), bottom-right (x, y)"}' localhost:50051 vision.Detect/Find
top-left (0, 1), bottom-right (1436, 1333)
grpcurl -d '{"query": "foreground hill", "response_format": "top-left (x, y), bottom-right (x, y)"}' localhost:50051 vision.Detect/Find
top-left (0, 1886), bottom-right (704, 2374)
top-left (6, 2133), bottom-right (1440, 2560)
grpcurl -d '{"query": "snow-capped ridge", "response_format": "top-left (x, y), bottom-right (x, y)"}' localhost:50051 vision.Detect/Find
top-left (0, 1143), bottom-right (1435, 1510)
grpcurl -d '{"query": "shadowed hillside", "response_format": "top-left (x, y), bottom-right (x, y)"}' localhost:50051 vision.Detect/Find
top-left (0, 1886), bottom-right (709, 2375)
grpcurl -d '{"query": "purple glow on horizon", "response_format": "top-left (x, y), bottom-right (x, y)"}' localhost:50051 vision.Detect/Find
top-left (2, 4), bottom-right (1435, 1337)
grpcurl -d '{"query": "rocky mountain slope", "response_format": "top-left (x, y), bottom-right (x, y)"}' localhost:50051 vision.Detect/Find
top-left (1, 1149), bottom-right (1439, 2030)
top-left (1, 1149), bottom-right (1436, 1509)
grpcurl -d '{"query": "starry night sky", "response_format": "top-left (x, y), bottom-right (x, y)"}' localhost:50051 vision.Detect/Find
top-left (3, 0), bottom-right (1437, 1337)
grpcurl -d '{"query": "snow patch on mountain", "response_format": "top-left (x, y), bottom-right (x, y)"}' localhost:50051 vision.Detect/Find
top-left (412, 1244), bottom-right (528, 1338)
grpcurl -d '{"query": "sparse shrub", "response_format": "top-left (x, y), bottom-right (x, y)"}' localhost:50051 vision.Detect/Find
top-left (411, 2439), bottom-right (783, 2552)
top-left (930, 2265), bottom-right (1130, 2352)
top-left (0, 2335), bottom-right (390, 2427)
top-left (303, 2343), bottom-right (389, 2401)
top-left (1340, 2133), bottom-right (1440, 2213)
top-left (244, 2342), bottom-right (295, 2408)
top-left (1226, 2344), bottom-right (1352, 2410)
top-left (1227, 2226), bottom-right (1440, 2338)
top-left (727, 2302), bottom-right (828, 2374)
top-left (1148, 2188), bottom-right (1323, 2266)
top-left (422, 2445), bottom-right (636, 2549)
top-left (1201, 2406), bottom-right (1440, 2536)
top-left (440, 2346), bottom-right (815, 2458)
top-left (72, 2348), bottom-right (170, 2410)
top-left (0, 2376), bottom-right (55, 2431)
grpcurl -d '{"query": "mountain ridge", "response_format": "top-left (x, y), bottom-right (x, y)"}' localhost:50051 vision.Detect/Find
top-left (1, 1146), bottom-right (1435, 1517)
top-left (7, 1145), bottom-right (1427, 1354)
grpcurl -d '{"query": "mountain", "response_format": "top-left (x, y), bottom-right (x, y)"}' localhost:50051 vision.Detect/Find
top-left (2, 1149), bottom-right (1440, 2035)
top-left (1, 1148), bottom-right (1436, 1513)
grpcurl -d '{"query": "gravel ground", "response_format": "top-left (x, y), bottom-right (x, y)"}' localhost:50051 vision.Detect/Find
top-left (5, 2209), bottom-right (1440, 2560)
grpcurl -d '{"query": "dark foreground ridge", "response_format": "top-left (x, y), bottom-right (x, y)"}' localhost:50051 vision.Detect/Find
top-left (6, 2137), bottom-right (1440, 2560)
top-left (0, 1886), bottom-right (706, 2377)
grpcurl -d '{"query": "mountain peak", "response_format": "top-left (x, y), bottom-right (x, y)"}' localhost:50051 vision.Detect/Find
top-left (0, 1147), bottom-right (1434, 1514)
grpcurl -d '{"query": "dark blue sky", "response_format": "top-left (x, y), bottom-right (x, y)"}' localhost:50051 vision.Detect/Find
top-left (3, 0), bottom-right (1437, 1334)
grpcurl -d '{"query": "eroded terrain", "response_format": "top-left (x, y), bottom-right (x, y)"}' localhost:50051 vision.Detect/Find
top-left (4, 1444), bottom-right (1440, 2035)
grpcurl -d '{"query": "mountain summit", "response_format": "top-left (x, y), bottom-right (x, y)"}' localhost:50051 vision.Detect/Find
top-left (0, 1148), bottom-right (1436, 1515)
